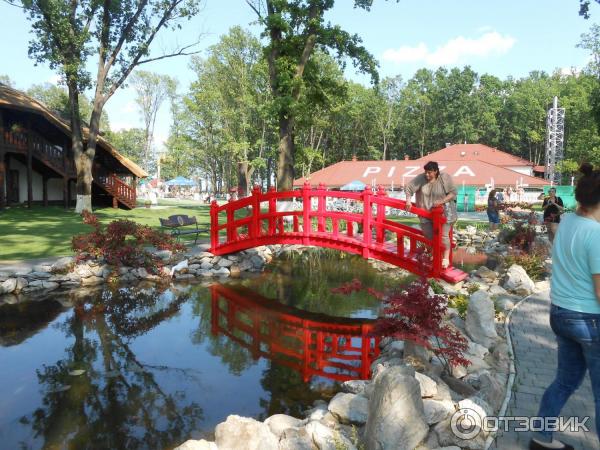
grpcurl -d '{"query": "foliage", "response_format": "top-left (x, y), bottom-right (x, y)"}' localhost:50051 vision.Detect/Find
top-left (15, 0), bottom-right (201, 212)
top-left (71, 211), bottom-right (186, 275)
top-left (104, 128), bottom-right (147, 166)
top-left (336, 277), bottom-right (470, 370)
top-left (447, 293), bottom-right (469, 319)
top-left (504, 251), bottom-right (547, 281)
top-left (428, 278), bottom-right (445, 295)
top-left (465, 282), bottom-right (480, 295)
top-left (500, 221), bottom-right (538, 252)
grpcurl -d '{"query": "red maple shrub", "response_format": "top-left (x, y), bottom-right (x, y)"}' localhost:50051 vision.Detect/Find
top-left (72, 211), bottom-right (186, 275)
top-left (332, 275), bottom-right (471, 371)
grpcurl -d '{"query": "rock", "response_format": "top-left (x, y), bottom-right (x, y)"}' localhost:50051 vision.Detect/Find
top-left (466, 340), bottom-right (489, 360)
top-left (465, 290), bottom-right (498, 349)
top-left (434, 398), bottom-right (489, 449)
top-left (305, 420), bottom-right (356, 450)
top-left (41, 281), bottom-right (59, 291)
top-left (15, 277), bottom-right (28, 292)
top-left (1, 278), bottom-right (17, 294)
top-left (278, 428), bottom-right (315, 450)
top-left (415, 372), bottom-right (438, 398)
top-left (173, 440), bottom-right (217, 450)
top-left (27, 271), bottom-right (52, 279)
top-left (494, 294), bottom-right (518, 312)
top-left (264, 414), bottom-right (304, 437)
top-left (475, 266), bottom-right (497, 282)
top-left (341, 380), bottom-right (370, 395)
top-left (404, 341), bottom-right (431, 365)
top-left (154, 250), bottom-right (173, 261)
top-left (74, 264), bottom-right (93, 278)
top-left (81, 276), bottom-right (104, 286)
top-left (476, 372), bottom-right (505, 413)
top-left (328, 392), bottom-right (369, 425)
top-left (211, 267), bottom-right (230, 276)
top-left (534, 280), bottom-right (550, 292)
top-left (218, 258), bottom-right (234, 267)
top-left (365, 365), bottom-right (428, 450)
top-left (441, 373), bottom-right (477, 398)
top-left (250, 255), bottom-right (265, 268)
top-left (423, 399), bottom-right (455, 425)
top-left (488, 284), bottom-right (508, 296)
top-left (200, 261), bottom-right (213, 270)
top-left (49, 256), bottom-right (75, 273)
top-left (229, 265), bottom-right (241, 277)
top-left (502, 264), bottom-right (535, 295)
top-left (215, 415), bottom-right (278, 450)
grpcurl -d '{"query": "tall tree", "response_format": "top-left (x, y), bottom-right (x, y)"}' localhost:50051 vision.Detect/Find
top-left (130, 71), bottom-right (177, 173)
top-left (246, 0), bottom-right (380, 190)
top-left (13, 0), bottom-right (201, 212)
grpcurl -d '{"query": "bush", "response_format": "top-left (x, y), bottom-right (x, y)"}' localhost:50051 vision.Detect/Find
top-left (72, 211), bottom-right (186, 275)
top-left (504, 251), bottom-right (547, 281)
top-left (499, 221), bottom-right (537, 252)
top-left (448, 293), bottom-right (469, 319)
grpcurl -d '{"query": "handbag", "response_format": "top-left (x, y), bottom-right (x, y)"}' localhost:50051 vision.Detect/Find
top-left (440, 175), bottom-right (458, 224)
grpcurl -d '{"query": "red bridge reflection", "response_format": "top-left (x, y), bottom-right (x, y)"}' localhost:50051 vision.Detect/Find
top-left (210, 284), bottom-right (380, 383)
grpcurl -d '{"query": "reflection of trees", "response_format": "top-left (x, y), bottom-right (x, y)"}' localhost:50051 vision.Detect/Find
top-left (0, 300), bottom-right (66, 346)
top-left (230, 250), bottom-right (386, 317)
top-left (257, 363), bottom-right (333, 420)
top-left (19, 284), bottom-right (203, 450)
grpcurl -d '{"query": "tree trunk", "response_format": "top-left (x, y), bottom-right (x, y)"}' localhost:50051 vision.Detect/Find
top-left (67, 82), bottom-right (93, 213)
top-left (277, 115), bottom-right (295, 190)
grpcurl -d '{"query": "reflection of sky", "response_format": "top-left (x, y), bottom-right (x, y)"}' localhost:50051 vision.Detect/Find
top-left (0, 310), bottom-right (74, 447)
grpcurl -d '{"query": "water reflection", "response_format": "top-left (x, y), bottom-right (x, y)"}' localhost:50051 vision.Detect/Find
top-left (211, 284), bottom-right (380, 383)
top-left (0, 251), bottom-right (395, 449)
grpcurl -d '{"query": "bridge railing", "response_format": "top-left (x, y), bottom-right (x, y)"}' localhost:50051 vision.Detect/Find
top-left (210, 182), bottom-right (448, 278)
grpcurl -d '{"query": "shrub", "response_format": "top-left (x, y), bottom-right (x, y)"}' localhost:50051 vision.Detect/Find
top-left (72, 211), bottom-right (186, 275)
top-left (465, 282), bottom-right (480, 295)
top-left (499, 221), bottom-right (537, 252)
top-left (448, 293), bottom-right (469, 319)
top-left (504, 251), bottom-right (547, 281)
top-left (335, 276), bottom-right (471, 371)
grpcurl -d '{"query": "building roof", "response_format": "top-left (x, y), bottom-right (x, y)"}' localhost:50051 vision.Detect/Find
top-left (293, 159), bottom-right (549, 188)
top-left (0, 84), bottom-right (148, 178)
top-left (416, 143), bottom-right (536, 167)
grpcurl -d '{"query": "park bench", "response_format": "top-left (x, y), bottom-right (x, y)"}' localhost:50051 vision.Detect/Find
top-left (159, 214), bottom-right (206, 244)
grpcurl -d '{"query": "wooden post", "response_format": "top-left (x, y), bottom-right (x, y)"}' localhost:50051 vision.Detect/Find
top-left (375, 185), bottom-right (386, 244)
top-left (302, 181), bottom-right (310, 244)
top-left (362, 186), bottom-right (372, 259)
top-left (317, 183), bottom-right (326, 232)
top-left (251, 185), bottom-right (261, 239)
top-left (430, 206), bottom-right (445, 278)
top-left (268, 186), bottom-right (276, 235)
top-left (26, 117), bottom-right (33, 208)
top-left (42, 176), bottom-right (48, 207)
top-left (210, 200), bottom-right (219, 251)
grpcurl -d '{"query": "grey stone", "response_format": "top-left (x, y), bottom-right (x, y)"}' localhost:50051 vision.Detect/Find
top-left (341, 380), bottom-right (370, 395)
top-left (81, 276), bottom-right (104, 286)
top-left (215, 415), bottom-right (278, 450)
top-left (465, 290), bottom-right (498, 349)
top-left (328, 392), bottom-right (369, 425)
top-left (1, 278), bottom-right (17, 294)
top-left (415, 372), bottom-right (438, 398)
top-left (264, 414), bottom-right (304, 437)
top-left (305, 421), bottom-right (356, 450)
top-left (173, 440), bottom-right (217, 450)
top-left (50, 256), bottom-right (75, 272)
top-left (502, 264), bottom-right (535, 295)
top-left (218, 258), bottom-right (234, 267)
top-left (365, 366), bottom-right (428, 450)
top-left (423, 399), bottom-right (455, 425)
top-left (278, 428), bottom-right (315, 450)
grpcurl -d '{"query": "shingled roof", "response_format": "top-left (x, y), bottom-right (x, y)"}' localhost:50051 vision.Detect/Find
top-left (0, 84), bottom-right (148, 178)
top-left (416, 143), bottom-right (536, 167)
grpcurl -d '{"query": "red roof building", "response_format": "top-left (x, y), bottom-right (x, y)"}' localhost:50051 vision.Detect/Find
top-left (293, 144), bottom-right (549, 189)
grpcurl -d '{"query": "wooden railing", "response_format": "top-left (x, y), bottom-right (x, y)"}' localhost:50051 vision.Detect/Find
top-left (211, 284), bottom-right (380, 382)
top-left (95, 171), bottom-right (136, 207)
top-left (210, 182), bottom-right (467, 282)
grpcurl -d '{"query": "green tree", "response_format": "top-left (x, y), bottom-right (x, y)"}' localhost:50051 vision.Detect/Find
top-left (104, 128), bottom-right (146, 166)
top-left (246, 0), bottom-right (380, 190)
top-left (13, 0), bottom-right (201, 212)
top-left (0, 74), bottom-right (15, 87)
top-left (130, 71), bottom-right (178, 173)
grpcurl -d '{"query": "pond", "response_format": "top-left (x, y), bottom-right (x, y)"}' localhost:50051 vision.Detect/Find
top-left (0, 250), bottom-right (406, 450)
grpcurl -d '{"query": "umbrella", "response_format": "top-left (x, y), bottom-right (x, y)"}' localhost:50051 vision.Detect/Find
top-left (340, 180), bottom-right (366, 191)
top-left (164, 176), bottom-right (196, 186)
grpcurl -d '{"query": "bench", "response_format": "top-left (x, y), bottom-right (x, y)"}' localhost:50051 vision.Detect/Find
top-left (159, 214), bottom-right (206, 244)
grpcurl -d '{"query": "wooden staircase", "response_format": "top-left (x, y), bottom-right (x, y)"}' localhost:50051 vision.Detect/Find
top-left (94, 172), bottom-right (137, 210)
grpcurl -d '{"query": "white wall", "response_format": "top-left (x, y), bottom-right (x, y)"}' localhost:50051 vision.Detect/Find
top-left (8, 156), bottom-right (74, 203)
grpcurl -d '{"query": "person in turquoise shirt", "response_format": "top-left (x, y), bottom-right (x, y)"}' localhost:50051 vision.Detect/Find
top-left (530, 163), bottom-right (600, 450)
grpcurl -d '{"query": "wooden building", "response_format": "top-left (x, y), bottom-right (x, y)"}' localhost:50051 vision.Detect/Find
top-left (0, 84), bottom-right (147, 210)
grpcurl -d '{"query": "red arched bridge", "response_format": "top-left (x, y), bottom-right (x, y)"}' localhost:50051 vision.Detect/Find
top-left (210, 284), bottom-right (380, 382)
top-left (210, 183), bottom-right (467, 283)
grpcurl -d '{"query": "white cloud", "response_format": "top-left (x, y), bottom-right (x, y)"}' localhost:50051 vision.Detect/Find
top-left (110, 120), bottom-right (136, 131)
top-left (383, 31), bottom-right (516, 66)
top-left (46, 74), bottom-right (62, 85)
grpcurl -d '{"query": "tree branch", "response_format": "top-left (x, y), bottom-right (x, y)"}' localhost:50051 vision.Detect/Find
top-left (137, 42), bottom-right (202, 65)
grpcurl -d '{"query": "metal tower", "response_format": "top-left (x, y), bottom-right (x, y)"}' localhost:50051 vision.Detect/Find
top-left (545, 96), bottom-right (565, 184)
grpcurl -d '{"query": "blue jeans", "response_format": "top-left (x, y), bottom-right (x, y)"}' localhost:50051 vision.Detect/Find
top-left (535, 304), bottom-right (600, 443)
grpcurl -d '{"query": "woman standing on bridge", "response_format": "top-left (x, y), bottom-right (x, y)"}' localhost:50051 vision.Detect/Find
top-left (530, 163), bottom-right (600, 450)
top-left (404, 161), bottom-right (457, 269)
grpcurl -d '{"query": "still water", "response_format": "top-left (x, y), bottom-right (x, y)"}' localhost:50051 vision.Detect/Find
top-left (0, 250), bottom-right (402, 450)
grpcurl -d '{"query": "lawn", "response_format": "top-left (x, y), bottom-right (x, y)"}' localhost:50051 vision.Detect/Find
top-left (0, 203), bottom-right (212, 261)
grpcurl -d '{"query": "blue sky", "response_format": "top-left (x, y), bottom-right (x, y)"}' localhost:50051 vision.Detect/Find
top-left (0, 0), bottom-right (597, 148)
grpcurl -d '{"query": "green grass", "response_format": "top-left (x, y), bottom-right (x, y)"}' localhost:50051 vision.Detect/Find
top-left (0, 203), bottom-right (212, 261)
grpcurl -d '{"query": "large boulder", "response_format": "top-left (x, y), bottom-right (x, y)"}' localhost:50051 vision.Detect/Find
top-left (305, 420), bottom-right (356, 450)
top-left (264, 414), bottom-right (304, 437)
top-left (215, 415), bottom-right (278, 450)
top-left (278, 428), bottom-right (315, 450)
top-left (327, 392), bottom-right (369, 425)
top-left (502, 264), bottom-right (535, 295)
top-left (365, 366), bottom-right (429, 450)
top-left (465, 290), bottom-right (498, 349)
top-left (173, 440), bottom-right (217, 450)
